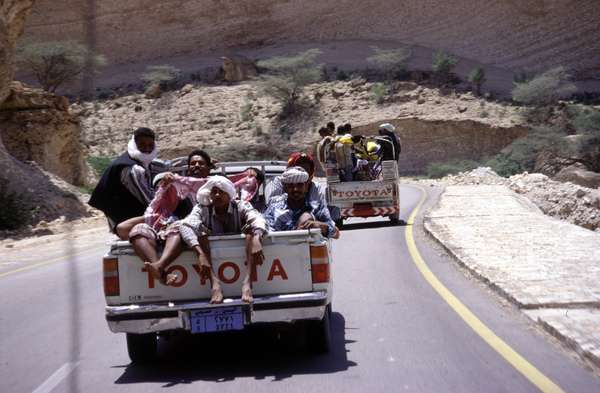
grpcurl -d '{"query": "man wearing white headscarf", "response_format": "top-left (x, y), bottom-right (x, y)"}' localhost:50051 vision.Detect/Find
top-left (89, 127), bottom-right (158, 233)
top-left (264, 167), bottom-right (340, 239)
top-left (145, 175), bottom-right (268, 303)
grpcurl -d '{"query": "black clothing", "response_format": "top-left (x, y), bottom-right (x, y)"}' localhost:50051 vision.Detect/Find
top-left (379, 130), bottom-right (401, 161)
top-left (88, 153), bottom-right (147, 229)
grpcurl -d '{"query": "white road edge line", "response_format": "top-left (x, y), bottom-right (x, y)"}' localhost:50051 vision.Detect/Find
top-left (32, 362), bottom-right (79, 393)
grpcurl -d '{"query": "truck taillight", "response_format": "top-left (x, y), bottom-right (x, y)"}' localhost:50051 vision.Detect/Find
top-left (103, 257), bottom-right (119, 296)
top-left (310, 245), bottom-right (330, 283)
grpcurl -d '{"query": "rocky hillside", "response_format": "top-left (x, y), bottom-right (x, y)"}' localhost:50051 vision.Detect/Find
top-left (22, 0), bottom-right (600, 81)
top-left (75, 80), bottom-right (526, 173)
top-left (0, 1), bottom-right (93, 234)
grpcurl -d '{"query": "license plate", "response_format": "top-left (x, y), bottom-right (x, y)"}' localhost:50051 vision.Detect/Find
top-left (190, 307), bottom-right (244, 334)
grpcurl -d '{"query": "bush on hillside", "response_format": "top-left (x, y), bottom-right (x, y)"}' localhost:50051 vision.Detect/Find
top-left (485, 126), bottom-right (573, 176)
top-left (141, 65), bottom-right (181, 90)
top-left (427, 159), bottom-right (479, 179)
top-left (432, 51), bottom-right (458, 86)
top-left (367, 46), bottom-right (411, 81)
top-left (257, 49), bottom-right (322, 117)
top-left (87, 155), bottom-right (113, 177)
top-left (511, 67), bottom-right (577, 106)
top-left (571, 108), bottom-right (600, 156)
top-left (467, 67), bottom-right (486, 96)
top-left (0, 177), bottom-right (30, 230)
top-left (370, 82), bottom-right (388, 104)
top-left (240, 99), bottom-right (254, 122)
top-left (18, 41), bottom-right (107, 93)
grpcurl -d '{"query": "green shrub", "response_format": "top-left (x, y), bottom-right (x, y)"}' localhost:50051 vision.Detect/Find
top-left (432, 51), bottom-right (458, 86)
top-left (240, 100), bottom-right (254, 122)
top-left (427, 160), bottom-right (479, 178)
top-left (257, 49), bottom-right (322, 117)
top-left (335, 69), bottom-right (349, 81)
top-left (486, 125), bottom-right (573, 176)
top-left (18, 41), bottom-right (107, 92)
top-left (467, 67), bottom-right (486, 95)
top-left (367, 46), bottom-right (411, 81)
top-left (141, 65), bottom-right (181, 89)
top-left (484, 155), bottom-right (522, 177)
top-left (511, 66), bottom-right (577, 106)
top-left (571, 109), bottom-right (600, 155)
top-left (572, 109), bottom-right (600, 134)
top-left (0, 178), bottom-right (29, 230)
top-left (370, 82), bottom-right (387, 104)
top-left (87, 155), bottom-right (113, 177)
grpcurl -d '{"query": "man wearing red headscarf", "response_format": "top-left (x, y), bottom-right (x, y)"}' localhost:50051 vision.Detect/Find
top-left (265, 152), bottom-right (327, 206)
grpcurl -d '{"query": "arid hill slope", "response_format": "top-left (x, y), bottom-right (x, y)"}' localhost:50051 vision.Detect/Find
top-left (22, 0), bottom-right (600, 79)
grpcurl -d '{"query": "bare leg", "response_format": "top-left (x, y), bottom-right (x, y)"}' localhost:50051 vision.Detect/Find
top-left (131, 236), bottom-right (159, 264)
top-left (116, 216), bottom-right (144, 240)
top-left (195, 235), bottom-right (223, 303)
top-left (145, 234), bottom-right (184, 285)
top-left (241, 234), bottom-right (254, 303)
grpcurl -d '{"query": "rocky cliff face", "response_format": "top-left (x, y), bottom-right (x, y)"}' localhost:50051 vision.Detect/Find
top-left (354, 119), bottom-right (529, 174)
top-left (0, 0), bottom-right (35, 103)
top-left (22, 0), bottom-right (600, 79)
top-left (0, 82), bottom-right (88, 186)
top-left (1, 1), bottom-right (91, 231)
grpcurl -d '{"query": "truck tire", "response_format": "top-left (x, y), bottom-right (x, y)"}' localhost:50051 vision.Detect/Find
top-left (388, 211), bottom-right (401, 225)
top-left (126, 333), bottom-right (157, 363)
top-left (307, 305), bottom-right (331, 354)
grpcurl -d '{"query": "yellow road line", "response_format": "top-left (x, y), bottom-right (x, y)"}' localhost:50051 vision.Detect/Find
top-left (404, 184), bottom-right (565, 393)
top-left (0, 244), bottom-right (105, 279)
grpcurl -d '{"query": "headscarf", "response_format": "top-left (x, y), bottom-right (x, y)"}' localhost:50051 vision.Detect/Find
top-left (127, 135), bottom-right (157, 169)
top-left (196, 175), bottom-right (237, 206)
top-left (287, 152), bottom-right (315, 176)
top-left (281, 166), bottom-right (309, 184)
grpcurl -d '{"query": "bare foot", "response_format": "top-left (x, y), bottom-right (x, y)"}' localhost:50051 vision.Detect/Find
top-left (241, 282), bottom-right (253, 303)
top-left (144, 261), bottom-right (163, 280)
top-left (144, 262), bottom-right (176, 286)
top-left (210, 287), bottom-right (224, 304)
top-left (164, 272), bottom-right (178, 286)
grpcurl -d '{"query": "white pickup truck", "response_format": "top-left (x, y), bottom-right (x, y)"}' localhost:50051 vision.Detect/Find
top-left (326, 159), bottom-right (401, 226)
top-left (102, 162), bottom-right (334, 363)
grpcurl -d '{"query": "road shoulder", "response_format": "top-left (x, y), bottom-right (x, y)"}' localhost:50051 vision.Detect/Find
top-left (422, 184), bottom-right (600, 369)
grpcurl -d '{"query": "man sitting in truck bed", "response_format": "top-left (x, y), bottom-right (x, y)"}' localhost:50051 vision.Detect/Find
top-left (264, 167), bottom-right (340, 239)
top-left (122, 150), bottom-right (214, 284)
top-left (146, 176), bottom-right (268, 303)
top-left (265, 152), bottom-right (325, 205)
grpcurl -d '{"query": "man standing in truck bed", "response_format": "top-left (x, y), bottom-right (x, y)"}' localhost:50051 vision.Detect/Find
top-left (89, 127), bottom-right (158, 233)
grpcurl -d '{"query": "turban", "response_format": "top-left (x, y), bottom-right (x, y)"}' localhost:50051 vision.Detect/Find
top-left (196, 175), bottom-right (237, 206)
top-left (379, 123), bottom-right (396, 133)
top-left (281, 167), bottom-right (309, 184)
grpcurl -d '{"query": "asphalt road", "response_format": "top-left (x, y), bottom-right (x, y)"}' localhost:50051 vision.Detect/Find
top-left (1, 185), bottom-right (599, 393)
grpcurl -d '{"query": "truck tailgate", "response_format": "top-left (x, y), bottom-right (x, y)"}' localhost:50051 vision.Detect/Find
top-left (329, 180), bottom-right (396, 203)
top-left (111, 232), bottom-right (314, 305)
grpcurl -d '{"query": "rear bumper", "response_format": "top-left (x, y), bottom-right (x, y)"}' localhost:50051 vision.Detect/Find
top-left (106, 291), bottom-right (329, 334)
top-left (340, 205), bottom-right (398, 218)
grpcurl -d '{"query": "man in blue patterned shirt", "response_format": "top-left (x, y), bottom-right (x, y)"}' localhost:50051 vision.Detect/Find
top-left (264, 167), bottom-right (340, 239)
